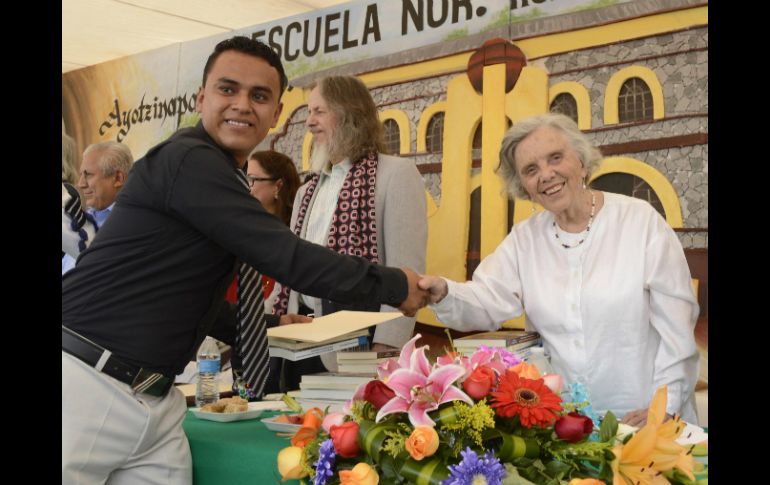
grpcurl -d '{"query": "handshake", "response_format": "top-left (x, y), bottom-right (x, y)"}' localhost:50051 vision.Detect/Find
top-left (396, 268), bottom-right (449, 317)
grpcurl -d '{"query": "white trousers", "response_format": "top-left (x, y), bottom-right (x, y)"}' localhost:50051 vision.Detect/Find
top-left (62, 351), bottom-right (192, 484)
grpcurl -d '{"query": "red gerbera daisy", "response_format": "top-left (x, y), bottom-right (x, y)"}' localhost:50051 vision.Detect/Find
top-left (490, 370), bottom-right (562, 428)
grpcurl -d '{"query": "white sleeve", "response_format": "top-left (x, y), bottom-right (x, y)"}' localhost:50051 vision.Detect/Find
top-left (645, 211), bottom-right (700, 416)
top-left (431, 231), bottom-right (525, 332)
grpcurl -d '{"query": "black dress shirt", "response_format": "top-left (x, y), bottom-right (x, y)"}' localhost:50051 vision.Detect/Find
top-left (62, 123), bottom-right (406, 377)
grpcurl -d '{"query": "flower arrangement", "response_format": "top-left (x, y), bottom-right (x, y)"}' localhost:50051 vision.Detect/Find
top-left (276, 334), bottom-right (704, 485)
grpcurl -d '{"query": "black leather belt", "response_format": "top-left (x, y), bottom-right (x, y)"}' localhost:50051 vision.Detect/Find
top-left (62, 326), bottom-right (174, 397)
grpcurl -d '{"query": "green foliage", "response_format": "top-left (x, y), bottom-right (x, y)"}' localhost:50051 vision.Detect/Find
top-left (599, 411), bottom-right (618, 443)
top-left (301, 433), bottom-right (327, 479)
top-left (561, 401), bottom-right (590, 413)
top-left (664, 468), bottom-right (699, 485)
top-left (282, 393), bottom-right (303, 414)
top-left (379, 454), bottom-right (408, 484)
top-left (439, 400), bottom-right (496, 456)
top-left (350, 400), bottom-right (377, 423)
top-left (382, 424), bottom-right (411, 459)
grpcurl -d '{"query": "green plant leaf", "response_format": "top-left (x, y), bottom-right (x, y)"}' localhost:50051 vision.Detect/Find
top-left (599, 411), bottom-right (618, 442)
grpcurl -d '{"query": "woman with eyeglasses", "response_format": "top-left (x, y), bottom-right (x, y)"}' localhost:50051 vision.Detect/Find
top-left (246, 150), bottom-right (302, 226)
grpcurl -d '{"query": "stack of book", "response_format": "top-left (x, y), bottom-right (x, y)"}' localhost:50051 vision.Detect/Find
top-left (335, 347), bottom-right (401, 375)
top-left (453, 330), bottom-right (541, 360)
top-left (266, 310), bottom-right (401, 361)
top-left (268, 329), bottom-right (369, 361)
top-left (296, 372), bottom-right (374, 402)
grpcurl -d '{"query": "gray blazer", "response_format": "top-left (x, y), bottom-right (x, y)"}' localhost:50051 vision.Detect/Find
top-left (285, 153), bottom-right (427, 369)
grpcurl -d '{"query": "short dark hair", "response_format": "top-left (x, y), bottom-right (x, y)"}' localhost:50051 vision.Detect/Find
top-left (202, 36), bottom-right (288, 96)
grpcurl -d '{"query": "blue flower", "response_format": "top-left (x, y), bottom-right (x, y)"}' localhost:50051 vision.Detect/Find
top-left (442, 447), bottom-right (506, 485)
top-left (566, 382), bottom-right (600, 441)
top-left (313, 439), bottom-right (336, 485)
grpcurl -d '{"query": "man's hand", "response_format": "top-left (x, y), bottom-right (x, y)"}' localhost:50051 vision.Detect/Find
top-left (279, 314), bottom-right (313, 326)
top-left (398, 267), bottom-right (429, 317)
top-left (417, 275), bottom-right (449, 304)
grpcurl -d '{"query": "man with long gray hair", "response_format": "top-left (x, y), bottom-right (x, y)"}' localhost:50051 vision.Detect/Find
top-left (272, 75), bottom-right (427, 390)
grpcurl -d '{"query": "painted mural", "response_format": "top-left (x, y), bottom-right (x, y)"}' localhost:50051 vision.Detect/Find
top-left (62, 0), bottom-right (708, 331)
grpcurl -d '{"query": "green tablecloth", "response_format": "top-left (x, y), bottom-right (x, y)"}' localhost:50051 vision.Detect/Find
top-left (183, 410), bottom-right (302, 485)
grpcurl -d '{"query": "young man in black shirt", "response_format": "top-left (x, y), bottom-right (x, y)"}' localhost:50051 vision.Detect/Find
top-left (62, 36), bottom-right (427, 483)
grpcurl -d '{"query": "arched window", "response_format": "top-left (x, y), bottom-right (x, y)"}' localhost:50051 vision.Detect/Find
top-left (590, 173), bottom-right (665, 217)
top-left (471, 119), bottom-right (511, 164)
top-left (383, 119), bottom-right (400, 155)
top-left (550, 93), bottom-right (578, 123)
top-left (467, 186), bottom-right (514, 280)
top-left (471, 122), bottom-right (482, 162)
top-left (618, 77), bottom-right (653, 123)
top-left (426, 113), bottom-right (445, 153)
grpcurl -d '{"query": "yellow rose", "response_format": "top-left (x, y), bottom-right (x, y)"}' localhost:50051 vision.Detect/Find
top-left (339, 463), bottom-right (379, 485)
top-left (405, 426), bottom-right (439, 460)
top-left (568, 479), bottom-right (604, 485)
top-left (277, 446), bottom-right (308, 481)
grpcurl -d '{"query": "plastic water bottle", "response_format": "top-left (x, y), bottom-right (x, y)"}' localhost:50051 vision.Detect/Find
top-left (195, 337), bottom-right (221, 408)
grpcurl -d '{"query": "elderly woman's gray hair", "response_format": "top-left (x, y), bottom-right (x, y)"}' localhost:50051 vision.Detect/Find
top-left (495, 113), bottom-right (602, 200)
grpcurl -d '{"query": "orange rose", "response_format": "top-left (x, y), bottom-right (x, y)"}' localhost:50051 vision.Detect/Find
top-left (510, 362), bottom-right (541, 379)
top-left (462, 366), bottom-right (497, 400)
top-left (568, 479), bottom-right (604, 485)
top-left (405, 426), bottom-right (439, 460)
top-left (277, 446), bottom-right (308, 481)
top-left (339, 463), bottom-right (379, 485)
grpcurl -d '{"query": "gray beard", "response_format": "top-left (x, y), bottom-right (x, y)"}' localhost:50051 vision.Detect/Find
top-left (309, 141), bottom-right (331, 174)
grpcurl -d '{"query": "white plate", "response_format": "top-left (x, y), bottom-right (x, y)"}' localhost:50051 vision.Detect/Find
top-left (191, 400), bottom-right (289, 423)
top-left (261, 414), bottom-right (303, 433)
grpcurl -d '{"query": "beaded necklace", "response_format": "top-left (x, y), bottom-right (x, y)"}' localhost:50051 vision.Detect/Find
top-left (553, 190), bottom-right (595, 249)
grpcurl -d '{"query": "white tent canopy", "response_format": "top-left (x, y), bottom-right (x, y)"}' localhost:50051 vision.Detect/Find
top-left (62, 0), bottom-right (351, 72)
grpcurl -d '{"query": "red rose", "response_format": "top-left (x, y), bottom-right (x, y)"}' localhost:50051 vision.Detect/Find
top-left (554, 412), bottom-right (594, 443)
top-left (462, 366), bottom-right (497, 400)
top-left (363, 380), bottom-right (395, 410)
top-left (330, 421), bottom-right (361, 458)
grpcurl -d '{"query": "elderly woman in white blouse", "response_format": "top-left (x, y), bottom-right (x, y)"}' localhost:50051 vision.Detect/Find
top-left (419, 113), bottom-right (699, 426)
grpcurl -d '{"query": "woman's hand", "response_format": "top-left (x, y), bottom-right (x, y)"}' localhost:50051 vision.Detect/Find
top-left (620, 408), bottom-right (672, 427)
top-left (418, 275), bottom-right (449, 304)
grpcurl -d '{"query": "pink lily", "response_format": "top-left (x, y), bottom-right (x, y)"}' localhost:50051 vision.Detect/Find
top-left (468, 347), bottom-right (510, 377)
top-left (375, 364), bottom-right (473, 427)
top-left (377, 333), bottom-right (431, 382)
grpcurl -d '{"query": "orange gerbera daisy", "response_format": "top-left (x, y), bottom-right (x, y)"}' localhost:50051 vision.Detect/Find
top-left (490, 370), bottom-right (562, 427)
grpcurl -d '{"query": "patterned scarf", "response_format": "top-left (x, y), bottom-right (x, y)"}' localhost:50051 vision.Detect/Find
top-left (274, 152), bottom-right (379, 315)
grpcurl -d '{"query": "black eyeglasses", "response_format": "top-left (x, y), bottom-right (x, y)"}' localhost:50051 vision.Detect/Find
top-left (247, 175), bottom-right (278, 187)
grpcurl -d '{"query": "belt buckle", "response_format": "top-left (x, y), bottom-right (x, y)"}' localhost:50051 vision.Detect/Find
top-left (131, 368), bottom-right (171, 397)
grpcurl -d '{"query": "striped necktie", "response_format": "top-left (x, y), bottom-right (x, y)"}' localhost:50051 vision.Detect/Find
top-left (234, 169), bottom-right (269, 398)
